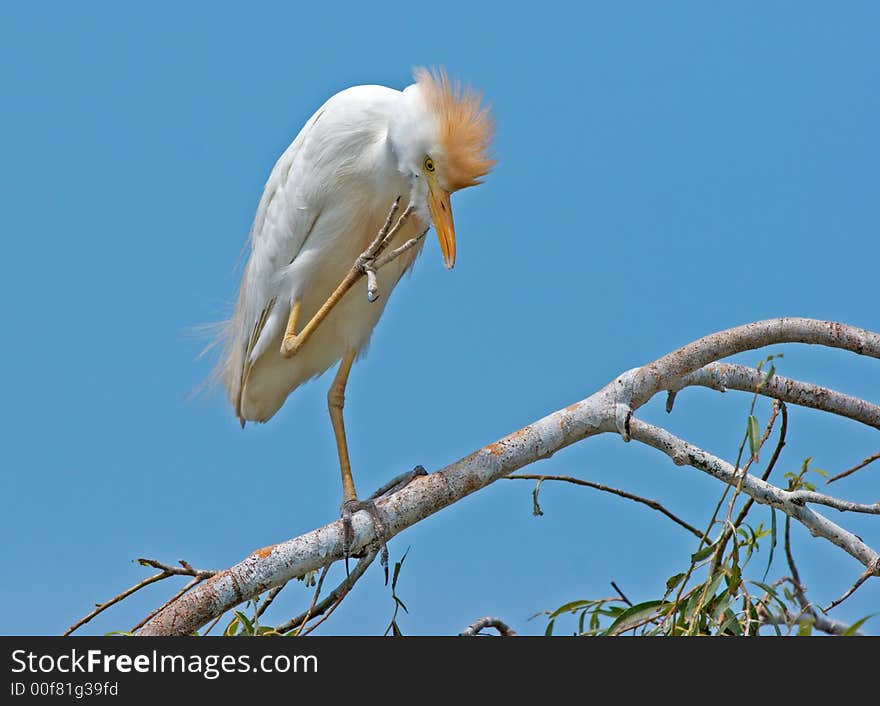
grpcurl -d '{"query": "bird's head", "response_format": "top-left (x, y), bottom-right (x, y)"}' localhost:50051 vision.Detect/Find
top-left (388, 67), bottom-right (495, 269)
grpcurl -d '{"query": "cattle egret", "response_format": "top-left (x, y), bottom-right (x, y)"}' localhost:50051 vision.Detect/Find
top-left (215, 68), bottom-right (494, 559)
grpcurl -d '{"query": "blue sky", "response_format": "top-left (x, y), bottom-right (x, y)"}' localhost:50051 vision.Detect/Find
top-left (1, 2), bottom-right (877, 635)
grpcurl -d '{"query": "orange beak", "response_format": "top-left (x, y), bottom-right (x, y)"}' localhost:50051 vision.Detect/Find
top-left (427, 182), bottom-right (456, 269)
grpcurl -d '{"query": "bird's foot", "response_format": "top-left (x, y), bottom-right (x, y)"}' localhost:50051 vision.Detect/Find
top-left (341, 465), bottom-right (428, 583)
top-left (341, 497), bottom-right (388, 581)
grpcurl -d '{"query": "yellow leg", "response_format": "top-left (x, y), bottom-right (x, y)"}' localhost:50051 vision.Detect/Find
top-left (280, 300), bottom-right (302, 358)
top-left (284, 199), bottom-right (413, 358)
top-left (328, 350), bottom-right (359, 504)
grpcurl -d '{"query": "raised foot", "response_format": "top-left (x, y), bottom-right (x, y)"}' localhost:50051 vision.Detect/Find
top-left (341, 465), bottom-right (429, 583)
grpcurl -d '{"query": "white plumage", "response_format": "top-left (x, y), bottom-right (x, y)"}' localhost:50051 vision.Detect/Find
top-left (217, 68), bottom-right (494, 429)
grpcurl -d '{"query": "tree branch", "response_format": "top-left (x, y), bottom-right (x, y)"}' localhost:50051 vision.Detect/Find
top-left (633, 318), bottom-right (880, 409)
top-left (135, 318), bottom-right (880, 635)
top-left (459, 617), bottom-right (517, 636)
top-left (677, 362), bottom-right (880, 430)
top-left (628, 419), bottom-right (880, 574)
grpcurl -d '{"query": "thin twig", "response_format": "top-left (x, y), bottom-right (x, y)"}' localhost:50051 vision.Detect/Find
top-left (459, 617), bottom-right (517, 636)
top-left (507, 474), bottom-right (703, 538)
top-left (137, 558), bottom-right (216, 579)
top-left (67, 557), bottom-right (216, 636)
top-left (827, 451), bottom-right (880, 484)
top-left (65, 573), bottom-right (170, 636)
top-left (611, 581), bottom-right (633, 607)
top-left (733, 401), bottom-right (788, 528)
top-left (700, 397), bottom-right (783, 610)
top-left (254, 583), bottom-right (287, 621)
top-left (202, 612), bottom-right (225, 637)
top-left (784, 518), bottom-right (804, 602)
top-left (712, 394), bottom-right (781, 564)
top-left (291, 564), bottom-right (331, 636)
top-left (130, 576), bottom-right (204, 633)
top-left (297, 592), bottom-right (346, 636)
top-left (823, 570), bottom-right (873, 613)
top-left (276, 551), bottom-right (378, 634)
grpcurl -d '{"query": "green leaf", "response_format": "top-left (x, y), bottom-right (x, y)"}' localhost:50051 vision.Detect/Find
top-left (691, 542), bottom-right (717, 562)
top-left (224, 615), bottom-right (240, 637)
top-left (234, 610), bottom-right (254, 635)
top-left (842, 614), bottom-right (875, 636)
top-left (747, 415), bottom-right (761, 459)
top-left (762, 508), bottom-right (777, 582)
top-left (391, 547), bottom-right (410, 592)
top-left (798, 619), bottom-right (813, 636)
top-left (666, 573), bottom-right (687, 591)
top-left (709, 587), bottom-right (731, 620)
top-left (719, 609), bottom-right (744, 635)
top-left (703, 571), bottom-right (725, 602)
top-left (544, 618), bottom-right (555, 636)
top-left (548, 599), bottom-right (596, 620)
top-left (725, 563), bottom-right (741, 591)
top-left (748, 581), bottom-right (789, 614)
top-left (682, 588), bottom-right (704, 624)
top-left (607, 601), bottom-right (669, 636)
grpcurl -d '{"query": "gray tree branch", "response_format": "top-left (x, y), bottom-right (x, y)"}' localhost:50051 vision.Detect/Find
top-left (676, 362), bottom-right (880, 430)
top-left (136, 318), bottom-right (880, 636)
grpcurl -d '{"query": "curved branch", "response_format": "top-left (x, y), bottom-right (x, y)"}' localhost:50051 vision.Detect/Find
top-left (460, 617), bottom-right (517, 636)
top-left (633, 318), bottom-right (880, 408)
top-left (136, 318), bottom-right (880, 635)
top-left (678, 362), bottom-right (880, 430)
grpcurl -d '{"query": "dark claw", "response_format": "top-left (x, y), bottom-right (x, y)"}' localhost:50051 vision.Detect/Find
top-left (340, 466), bottom-right (429, 583)
top-left (341, 498), bottom-right (389, 582)
top-left (369, 465), bottom-right (428, 500)
top-left (341, 500), bottom-right (355, 576)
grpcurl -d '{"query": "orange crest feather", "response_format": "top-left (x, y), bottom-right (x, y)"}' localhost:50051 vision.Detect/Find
top-left (415, 67), bottom-right (496, 191)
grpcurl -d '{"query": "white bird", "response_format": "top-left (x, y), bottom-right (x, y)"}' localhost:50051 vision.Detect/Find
top-left (215, 67), bottom-right (494, 548)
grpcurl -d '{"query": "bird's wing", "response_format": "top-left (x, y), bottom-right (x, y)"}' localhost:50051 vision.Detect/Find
top-left (220, 107), bottom-right (328, 416)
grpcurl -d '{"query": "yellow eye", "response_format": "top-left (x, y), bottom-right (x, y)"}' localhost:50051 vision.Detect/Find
top-left (424, 157), bottom-right (435, 172)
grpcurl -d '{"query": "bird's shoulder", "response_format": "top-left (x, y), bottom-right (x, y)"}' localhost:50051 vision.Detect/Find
top-left (248, 84), bottom-right (401, 249)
